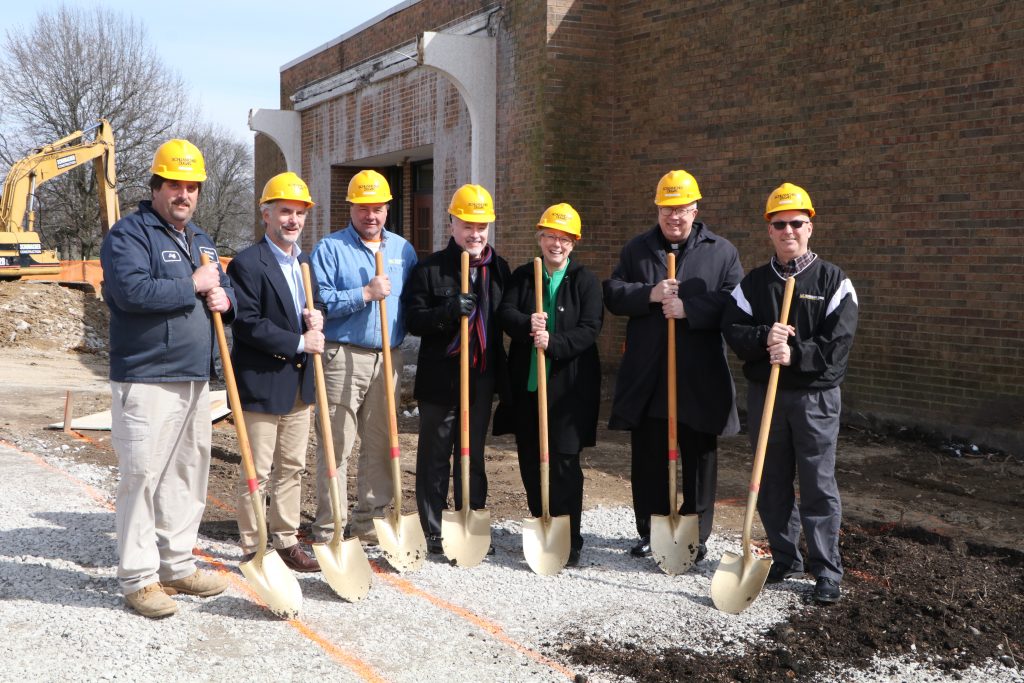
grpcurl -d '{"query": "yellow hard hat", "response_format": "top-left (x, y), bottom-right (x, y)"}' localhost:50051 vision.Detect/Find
top-left (448, 184), bottom-right (495, 223)
top-left (537, 203), bottom-right (581, 238)
top-left (259, 172), bottom-right (315, 207)
top-left (346, 170), bottom-right (392, 203)
top-left (151, 139), bottom-right (207, 182)
top-left (765, 182), bottom-right (815, 221)
top-left (654, 170), bottom-right (701, 206)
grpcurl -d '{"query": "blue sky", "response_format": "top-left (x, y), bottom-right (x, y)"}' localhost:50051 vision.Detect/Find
top-left (0, 1), bottom-right (406, 141)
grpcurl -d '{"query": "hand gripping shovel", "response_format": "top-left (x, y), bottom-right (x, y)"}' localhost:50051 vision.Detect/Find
top-left (371, 251), bottom-right (427, 572)
top-left (522, 257), bottom-right (571, 576)
top-left (202, 253), bottom-right (301, 619)
top-left (711, 275), bottom-right (796, 614)
top-left (301, 263), bottom-right (371, 602)
top-left (441, 250), bottom-right (492, 566)
top-left (651, 251), bottom-right (700, 575)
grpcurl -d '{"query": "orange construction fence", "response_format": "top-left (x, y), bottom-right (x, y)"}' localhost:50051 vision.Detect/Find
top-left (21, 257), bottom-right (233, 295)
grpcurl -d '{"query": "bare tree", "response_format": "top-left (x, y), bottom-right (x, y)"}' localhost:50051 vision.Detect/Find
top-left (188, 125), bottom-right (256, 254)
top-left (0, 5), bottom-right (199, 258)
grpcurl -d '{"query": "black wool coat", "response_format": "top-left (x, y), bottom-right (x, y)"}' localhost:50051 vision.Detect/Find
top-left (402, 237), bottom-right (511, 406)
top-left (227, 239), bottom-right (325, 415)
top-left (493, 259), bottom-right (603, 453)
top-left (603, 223), bottom-right (742, 436)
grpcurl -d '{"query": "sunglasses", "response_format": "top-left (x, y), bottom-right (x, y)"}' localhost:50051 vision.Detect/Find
top-left (770, 220), bottom-right (810, 230)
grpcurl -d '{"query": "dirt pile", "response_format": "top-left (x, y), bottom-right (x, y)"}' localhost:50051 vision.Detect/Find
top-left (0, 281), bottom-right (108, 354)
top-left (565, 523), bottom-right (1023, 681)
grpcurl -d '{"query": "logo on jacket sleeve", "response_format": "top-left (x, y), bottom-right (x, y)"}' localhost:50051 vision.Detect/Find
top-left (199, 246), bottom-right (218, 263)
top-left (162, 250), bottom-right (181, 262)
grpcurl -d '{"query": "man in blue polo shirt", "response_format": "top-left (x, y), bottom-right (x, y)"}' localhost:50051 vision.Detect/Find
top-left (310, 170), bottom-right (418, 544)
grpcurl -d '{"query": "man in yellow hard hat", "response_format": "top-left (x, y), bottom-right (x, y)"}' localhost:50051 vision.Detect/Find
top-left (226, 172), bottom-right (324, 573)
top-left (309, 170), bottom-right (418, 545)
top-left (723, 183), bottom-right (858, 604)
top-left (604, 169), bottom-right (743, 563)
top-left (100, 138), bottom-right (236, 618)
top-left (402, 184), bottom-right (511, 555)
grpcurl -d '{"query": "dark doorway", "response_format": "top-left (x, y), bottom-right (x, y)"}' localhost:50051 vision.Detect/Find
top-left (411, 160), bottom-right (433, 258)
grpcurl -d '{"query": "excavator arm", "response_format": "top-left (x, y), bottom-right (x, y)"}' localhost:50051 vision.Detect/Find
top-left (0, 119), bottom-right (119, 278)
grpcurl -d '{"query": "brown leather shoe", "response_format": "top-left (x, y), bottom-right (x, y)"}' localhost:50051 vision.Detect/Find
top-left (277, 544), bottom-right (320, 573)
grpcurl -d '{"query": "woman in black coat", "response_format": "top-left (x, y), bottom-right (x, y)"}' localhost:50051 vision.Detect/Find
top-left (494, 203), bottom-right (603, 566)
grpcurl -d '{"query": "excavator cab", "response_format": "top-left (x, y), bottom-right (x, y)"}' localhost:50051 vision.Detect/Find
top-left (0, 119), bottom-right (119, 279)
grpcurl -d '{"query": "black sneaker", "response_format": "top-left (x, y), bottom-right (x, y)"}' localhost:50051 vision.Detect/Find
top-left (695, 543), bottom-right (708, 563)
top-left (629, 536), bottom-right (652, 558)
top-left (766, 562), bottom-right (803, 584)
top-left (813, 577), bottom-right (841, 604)
top-left (566, 548), bottom-right (581, 567)
top-left (426, 534), bottom-right (444, 555)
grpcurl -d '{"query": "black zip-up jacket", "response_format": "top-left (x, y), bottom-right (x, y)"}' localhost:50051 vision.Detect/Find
top-left (402, 237), bottom-right (511, 406)
top-left (722, 256), bottom-right (858, 389)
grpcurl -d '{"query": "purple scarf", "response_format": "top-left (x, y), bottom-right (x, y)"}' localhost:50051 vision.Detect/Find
top-left (446, 245), bottom-right (493, 371)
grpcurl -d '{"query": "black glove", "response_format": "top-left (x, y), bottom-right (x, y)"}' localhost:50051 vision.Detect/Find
top-left (444, 292), bottom-right (478, 320)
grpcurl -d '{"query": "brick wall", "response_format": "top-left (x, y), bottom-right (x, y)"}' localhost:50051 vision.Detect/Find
top-left (598, 0), bottom-right (1024, 450)
top-left (265, 0), bottom-right (1023, 451)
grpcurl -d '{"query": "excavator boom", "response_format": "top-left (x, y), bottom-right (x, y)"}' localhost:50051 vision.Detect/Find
top-left (0, 119), bottom-right (119, 278)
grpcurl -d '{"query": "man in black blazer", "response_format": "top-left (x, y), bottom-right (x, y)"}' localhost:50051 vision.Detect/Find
top-left (227, 172), bottom-right (325, 573)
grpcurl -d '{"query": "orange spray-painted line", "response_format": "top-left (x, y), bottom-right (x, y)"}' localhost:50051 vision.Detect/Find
top-left (370, 561), bottom-right (577, 681)
top-left (2, 439), bottom-right (114, 509)
top-left (6, 439), bottom-right (385, 682)
top-left (194, 549), bottom-right (387, 682)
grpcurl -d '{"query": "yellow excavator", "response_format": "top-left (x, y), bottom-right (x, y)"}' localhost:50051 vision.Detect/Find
top-left (0, 118), bottom-right (119, 279)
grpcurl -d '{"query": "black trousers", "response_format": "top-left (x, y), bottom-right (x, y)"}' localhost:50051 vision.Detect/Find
top-left (415, 375), bottom-right (495, 537)
top-left (630, 417), bottom-right (717, 544)
top-left (515, 435), bottom-right (584, 551)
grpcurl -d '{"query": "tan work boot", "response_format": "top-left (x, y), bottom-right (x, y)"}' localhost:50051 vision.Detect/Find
top-left (162, 570), bottom-right (228, 597)
top-left (125, 583), bottom-right (178, 618)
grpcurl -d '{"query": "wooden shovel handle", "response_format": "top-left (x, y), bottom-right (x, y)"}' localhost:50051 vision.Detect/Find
top-left (667, 252), bottom-right (678, 509)
top-left (534, 258), bottom-right (551, 519)
top-left (201, 253), bottom-right (257, 490)
top-left (375, 251), bottom-right (400, 453)
top-left (740, 275), bottom-right (796, 550)
top-left (459, 250), bottom-right (471, 507)
top-left (375, 251), bottom-right (404, 516)
top-left (300, 263), bottom-right (341, 480)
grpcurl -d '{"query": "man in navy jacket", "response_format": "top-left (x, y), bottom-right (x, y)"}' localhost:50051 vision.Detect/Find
top-left (227, 172), bottom-right (325, 573)
top-left (101, 139), bottom-right (235, 618)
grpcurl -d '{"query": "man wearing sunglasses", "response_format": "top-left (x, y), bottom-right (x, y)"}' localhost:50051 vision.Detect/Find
top-left (722, 182), bottom-right (859, 605)
top-left (604, 169), bottom-right (743, 564)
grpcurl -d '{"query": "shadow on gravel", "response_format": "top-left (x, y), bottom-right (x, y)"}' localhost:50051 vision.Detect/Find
top-left (0, 511), bottom-right (117, 568)
top-left (562, 522), bottom-right (1024, 681)
top-left (196, 593), bottom-right (288, 622)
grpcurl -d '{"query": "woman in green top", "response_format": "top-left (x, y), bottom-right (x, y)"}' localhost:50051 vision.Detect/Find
top-left (494, 204), bottom-right (604, 566)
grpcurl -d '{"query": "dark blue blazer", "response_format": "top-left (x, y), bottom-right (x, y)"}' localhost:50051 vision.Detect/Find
top-left (227, 239), bottom-right (325, 414)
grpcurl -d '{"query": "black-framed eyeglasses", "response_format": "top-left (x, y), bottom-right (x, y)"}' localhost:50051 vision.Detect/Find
top-left (770, 220), bottom-right (810, 230)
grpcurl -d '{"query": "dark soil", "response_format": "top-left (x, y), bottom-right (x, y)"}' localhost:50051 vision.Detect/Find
top-left (565, 523), bottom-right (1023, 681)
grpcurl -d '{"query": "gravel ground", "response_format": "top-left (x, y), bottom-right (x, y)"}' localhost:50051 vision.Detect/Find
top-left (1, 441), bottom-right (1018, 683)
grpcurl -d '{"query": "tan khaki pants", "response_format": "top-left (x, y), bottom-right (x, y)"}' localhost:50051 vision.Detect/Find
top-left (236, 394), bottom-right (311, 553)
top-left (111, 380), bottom-right (210, 595)
top-left (312, 343), bottom-right (402, 540)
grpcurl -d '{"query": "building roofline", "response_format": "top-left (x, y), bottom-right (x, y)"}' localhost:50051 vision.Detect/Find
top-left (280, 0), bottom-right (422, 72)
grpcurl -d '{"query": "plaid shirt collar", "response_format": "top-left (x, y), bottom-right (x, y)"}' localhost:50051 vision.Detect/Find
top-left (772, 250), bottom-right (817, 277)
